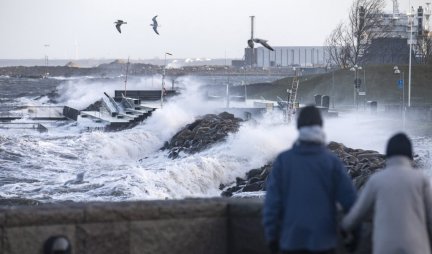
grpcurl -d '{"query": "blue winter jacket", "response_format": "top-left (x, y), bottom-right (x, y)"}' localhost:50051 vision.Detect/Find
top-left (263, 141), bottom-right (357, 251)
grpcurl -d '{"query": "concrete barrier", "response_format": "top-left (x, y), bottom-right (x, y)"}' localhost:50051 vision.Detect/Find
top-left (0, 199), bottom-right (370, 254)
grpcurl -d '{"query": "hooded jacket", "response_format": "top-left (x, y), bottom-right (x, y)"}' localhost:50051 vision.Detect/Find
top-left (342, 156), bottom-right (432, 254)
top-left (263, 141), bottom-right (357, 251)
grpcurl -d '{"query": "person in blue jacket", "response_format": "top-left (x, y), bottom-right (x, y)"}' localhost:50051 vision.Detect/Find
top-left (263, 105), bottom-right (357, 254)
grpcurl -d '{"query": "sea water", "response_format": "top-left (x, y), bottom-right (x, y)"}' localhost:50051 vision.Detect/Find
top-left (0, 75), bottom-right (430, 202)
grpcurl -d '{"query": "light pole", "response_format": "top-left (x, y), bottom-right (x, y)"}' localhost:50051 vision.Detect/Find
top-left (363, 67), bottom-right (366, 104)
top-left (350, 64), bottom-right (362, 110)
top-left (393, 66), bottom-right (405, 110)
top-left (394, 66), bottom-right (406, 128)
top-left (326, 64), bottom-right (336, 109)
top-left (43, 44), bottom-right (50, 77)
top-left (161, 52), bottom-right (172, 108)
top-left (408, 8), bottom-right (414, 107)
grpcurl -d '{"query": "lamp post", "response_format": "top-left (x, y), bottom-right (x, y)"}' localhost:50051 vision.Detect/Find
top-left (408, 8), bottom-right (414, 107)
top-left (363, 67), bottom-right (366, 104)
top-left (326, 64), bottom-right (336, 109)
top-left (393, 66), bottom-right (405, 110)
top-left (350, 64), bottom-right (362, 110)
top-left (161, 52), bottom-right (172, 108)
top-left (43, 44), bottom-right (50, 77)
top-left (394, 66), bottom-right (406, 129)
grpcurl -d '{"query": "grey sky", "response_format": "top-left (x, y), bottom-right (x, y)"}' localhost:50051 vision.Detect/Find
top-left (0, 0), bottom-right (426, 59)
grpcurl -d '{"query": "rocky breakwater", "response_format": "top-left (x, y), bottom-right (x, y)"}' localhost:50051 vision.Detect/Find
top-left (160, 115), bottom-right (424, 197)
top-left (162, 112), bottom-right (243, 159)
top-left (221, 142), bottom-right (387, 197)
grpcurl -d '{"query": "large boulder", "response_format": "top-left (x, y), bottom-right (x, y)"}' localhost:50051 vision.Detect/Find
top-left (163, 112), bottom-right (243, 159)
top-left (221, 142), bottom-right (389, 197)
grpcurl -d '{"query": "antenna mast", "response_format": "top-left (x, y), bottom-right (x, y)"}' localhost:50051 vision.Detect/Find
top-left (250, 16), bottom-right (255, 40)
top-left (124, 57), bottom-right (130, 97)
top-left (249, 16), bottom-right (255, 68)
top-left (426, 2), bottom-right (431, 32)
top-left (393, 0), bottom-right (400, 17)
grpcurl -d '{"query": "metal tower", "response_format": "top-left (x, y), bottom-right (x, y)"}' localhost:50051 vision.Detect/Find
top-left (393, 0), bottom-right (400, 17)
top-left (425, 2), bottom-right (431, 32)
top-left (250, 16), bottom-right (255, 41)
top-left (249, 16), bottom-right (255, 67)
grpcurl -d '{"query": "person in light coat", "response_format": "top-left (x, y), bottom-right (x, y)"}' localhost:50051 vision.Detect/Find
top-left (342, 133), bottom-right (432, 254)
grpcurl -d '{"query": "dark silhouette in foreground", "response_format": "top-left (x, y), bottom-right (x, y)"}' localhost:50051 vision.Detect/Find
top-left (263, 106), bottom-right (357, 254)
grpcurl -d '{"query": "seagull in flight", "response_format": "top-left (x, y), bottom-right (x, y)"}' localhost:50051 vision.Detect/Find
top-left (114, 20), bottom-right (127, 33)
top-left (247, 38), bottom-right (274, 51)
top-left (151, 15), bottom-right (160, 35)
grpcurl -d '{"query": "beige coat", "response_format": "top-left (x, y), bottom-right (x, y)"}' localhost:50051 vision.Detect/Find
top-left (342, 156), bottom-right (432, 254)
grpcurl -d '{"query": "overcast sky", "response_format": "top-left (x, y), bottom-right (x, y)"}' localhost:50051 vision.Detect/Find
top-left (0, 0), bottom-right (427, 59)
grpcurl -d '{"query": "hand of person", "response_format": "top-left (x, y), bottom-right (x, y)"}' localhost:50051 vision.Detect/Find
top-left (341, 229), bottom-right (359, 253)
top-left (267, 240), bottom-right (279, 254)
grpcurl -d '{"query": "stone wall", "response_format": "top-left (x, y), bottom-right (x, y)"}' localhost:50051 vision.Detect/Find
top-left (0, 199), bottom-right (369, 254)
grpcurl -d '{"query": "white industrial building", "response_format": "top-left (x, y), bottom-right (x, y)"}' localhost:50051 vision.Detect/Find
top-left (244, 47), bottom-right (329, 68)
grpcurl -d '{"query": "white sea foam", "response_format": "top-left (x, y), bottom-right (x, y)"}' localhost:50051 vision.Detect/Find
top-left (1, 76), bottom-right (431, 202)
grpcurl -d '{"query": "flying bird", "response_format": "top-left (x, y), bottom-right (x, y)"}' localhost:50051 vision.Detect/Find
top-left (114, 20), bottom-right (127, 33)
top-left (151, 15), bottom-right (160, 35)
top-left (250, 38), bottom-right (274, 51)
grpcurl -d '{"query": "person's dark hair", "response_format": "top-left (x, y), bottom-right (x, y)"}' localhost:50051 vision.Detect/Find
top-left (386, 133), bottom-right (413, 160)
top-left (297, 105), bottom-right (323, 129)
top-left (44, 236), bottom-right (72, 254)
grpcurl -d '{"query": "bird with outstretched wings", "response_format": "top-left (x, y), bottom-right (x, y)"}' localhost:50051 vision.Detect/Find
top-left (247, 38), bottom-right (274, 51)
top-left (114, 20), bottom-right (127, 33)
top-left (254, 38), bottom-right (274, 51)
top-left (151, 15), bottom-right (159, 35)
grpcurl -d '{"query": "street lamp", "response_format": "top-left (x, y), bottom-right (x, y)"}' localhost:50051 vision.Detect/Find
top-left (394, 66), bottom-right (406, 129)
top-left (407, 7), bottom-right (415, 107)
top-left (326, 64), bottom-right (336, 109)
top-left (43, 44), bottom-right (50, 78)
top-left (350, 64), bottom-right (362, 110)
top-left (161, 52), bottom-right (172, 108)
top-left (393, 66), bottom-right (405, 110)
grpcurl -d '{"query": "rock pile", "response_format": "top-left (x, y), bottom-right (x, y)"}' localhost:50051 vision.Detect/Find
top-left (327, 142), bottom-right (386, 188)
top-left (221, 142), bottom-right (387, 197)
top-left (83, 99), bottom-right (103, 111)
top-left (162, 112), bottom-right (243, 159)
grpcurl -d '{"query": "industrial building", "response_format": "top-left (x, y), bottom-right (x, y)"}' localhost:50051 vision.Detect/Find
top-left (241, 47), bottom-right (330, 68)
top-left (360, 1), bottom-right (431, 64)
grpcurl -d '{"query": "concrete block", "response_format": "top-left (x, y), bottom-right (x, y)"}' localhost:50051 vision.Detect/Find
top-left (0, 226), bottom-right (3, 254)
top-left (83, 199), bottom-right (227, 222)
top-left (5, 206), bottom-right (84, 227)
top-left (228, 216), bottom-right (269, 254)
top-left (3, 225), bottom-right (75, 254)
top-left (228, 199), bottom-right (263, 217)
top-left (0, 211), bottom-right (5, 226)
top-left (130, 217), bottom-right (227, 254)
top-left (158, 199), bottom-right (227, 219)
top-left (76, 222), bottom-right (129, 254)
top-left (84, 202), bottom-right (159, 222)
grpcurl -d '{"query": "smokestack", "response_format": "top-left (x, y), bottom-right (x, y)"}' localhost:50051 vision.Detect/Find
top-left (250, 16), bottom-right (255, 40)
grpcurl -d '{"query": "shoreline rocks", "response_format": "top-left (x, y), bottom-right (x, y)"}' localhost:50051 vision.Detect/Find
top-left (162, 112), bottom-right (243, 159)
top-left (221, 142), bottom-right (388, 197)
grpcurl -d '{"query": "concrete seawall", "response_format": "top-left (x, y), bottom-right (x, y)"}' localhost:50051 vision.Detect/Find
top-left (0, 199), bottom-right (370, 254)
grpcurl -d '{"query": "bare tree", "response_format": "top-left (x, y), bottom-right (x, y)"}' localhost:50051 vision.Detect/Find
top-left (416, 31), bottom-right (432, 64)
top-left (325, 0), bottom-right (387, 68)
top-left (325, 23), bottom-right (352, 69)
top-left (347, 0), bottom-right (387, 65)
